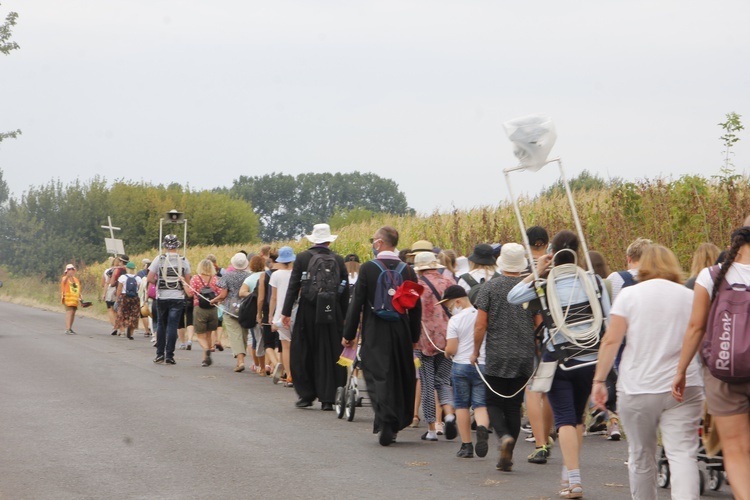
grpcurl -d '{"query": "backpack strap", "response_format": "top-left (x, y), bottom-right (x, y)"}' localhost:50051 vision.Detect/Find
top-left (617, 270), bottom-right (636, 287)
top-left (419, 275), bottom-right (452, 319)
top-left (460, 273), bottom-right (479, 288)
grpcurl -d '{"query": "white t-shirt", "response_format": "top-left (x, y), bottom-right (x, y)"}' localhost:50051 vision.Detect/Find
top-left (117, 273), bottom-right (142, 296)
top-left (695, 262), bottom-right (750, 300)
top-left (269, 269), bottom-right (292, 323)
top-left (446, 307), bottom-right (485, 365)
top-left (610, 278), bottom-right (702, 394)
top-left (457, 269), bottom-right (496, 293)
top-left (606, 269), bottom-right (638, 304)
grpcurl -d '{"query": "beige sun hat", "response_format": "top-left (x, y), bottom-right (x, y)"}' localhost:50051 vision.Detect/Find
top-left (305, 223), bottom-right (338, 244)
top-left (413, 251), bottom-right (446, 271)
top-left (230, 252), bottom-right (249, 271)
top-left (497, 242), bottom-right (528, 273)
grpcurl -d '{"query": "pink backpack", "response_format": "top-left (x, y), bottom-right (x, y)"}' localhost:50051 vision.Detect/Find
top-left (148, 282), bottom-right (157, 300)
top-left (702, 265), bottom-right (750, 383)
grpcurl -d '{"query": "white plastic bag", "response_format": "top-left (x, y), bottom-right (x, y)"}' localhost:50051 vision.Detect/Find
top-left (503, 114), bottom-right (557, 171)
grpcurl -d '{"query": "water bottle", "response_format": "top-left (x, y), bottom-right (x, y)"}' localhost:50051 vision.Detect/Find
top-left (301, 271), bottom-right (309, 283)
top-left (337, 279), bottom-right (347, 295)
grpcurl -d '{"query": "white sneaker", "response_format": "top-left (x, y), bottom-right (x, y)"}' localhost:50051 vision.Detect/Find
top-left (436, 422), bottom-right (445, 435)
top-left (150, 336), bottom-right (157, 344)
top-left (179, 343), bottom-right (187, 350)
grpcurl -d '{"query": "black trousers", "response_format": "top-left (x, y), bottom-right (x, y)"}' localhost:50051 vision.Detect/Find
top-left (484, 375), bottom-right (527, 447)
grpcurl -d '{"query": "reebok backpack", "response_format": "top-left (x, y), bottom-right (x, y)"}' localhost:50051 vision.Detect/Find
top-left (124, 275), bottom-right (139, 297)
top-left (370, 260), bottom-right (406, 321)
top-left (460, 272), bottom-right (500, 305)
top-left (702, 265), bottom-right (750, 383)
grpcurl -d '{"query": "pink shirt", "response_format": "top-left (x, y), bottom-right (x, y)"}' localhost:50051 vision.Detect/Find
top-left (417, 270), bottom-right (454, 356)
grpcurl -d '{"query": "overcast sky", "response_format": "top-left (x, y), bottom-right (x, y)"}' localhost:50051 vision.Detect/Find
top-left (2, 0), bottom-right (749, 214)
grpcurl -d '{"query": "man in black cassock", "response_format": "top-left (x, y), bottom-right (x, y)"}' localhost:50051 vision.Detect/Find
top-left (343, 225), bottom-right (422, 446)
top-left (282, 224), bottom-right (348, 410)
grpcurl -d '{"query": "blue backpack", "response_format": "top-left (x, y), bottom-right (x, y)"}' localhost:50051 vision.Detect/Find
top-left (124, 275), bottom-right (139, 297)
top-left (371, 260), bottom-right (406, 321)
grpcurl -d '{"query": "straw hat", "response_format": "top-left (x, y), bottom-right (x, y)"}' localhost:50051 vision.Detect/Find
top-left (413, 251), bottom-right (445, 271)
top-left (408, 240), bottom-right (434, 256)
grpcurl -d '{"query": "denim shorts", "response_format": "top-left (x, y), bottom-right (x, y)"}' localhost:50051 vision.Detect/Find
top-left (451, 362), bottom-right (486, 409)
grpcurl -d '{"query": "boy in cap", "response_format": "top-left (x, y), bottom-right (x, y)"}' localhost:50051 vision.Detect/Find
top-left (442, 285), bottom-right (490, 459)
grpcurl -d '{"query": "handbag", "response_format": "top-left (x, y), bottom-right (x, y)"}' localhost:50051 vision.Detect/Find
top-left (529, 360), bottom-right (558, 393)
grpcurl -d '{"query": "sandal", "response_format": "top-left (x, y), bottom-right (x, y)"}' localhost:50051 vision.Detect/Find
top-left (215, 343), bottom-right (224, 352)
top-left (559, 483), bottom-right (582, 499)
top-left (410, 416), bottom-right (420, 428)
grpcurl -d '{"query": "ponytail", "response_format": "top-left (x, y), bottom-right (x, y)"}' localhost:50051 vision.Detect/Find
top-left (712, 227), bottom-right (750, 302)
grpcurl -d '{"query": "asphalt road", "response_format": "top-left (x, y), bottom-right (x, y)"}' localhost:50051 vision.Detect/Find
top-left (0, 301), bottom-right (735, 499)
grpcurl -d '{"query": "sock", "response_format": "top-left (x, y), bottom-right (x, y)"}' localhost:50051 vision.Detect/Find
top-left (561, 466), bottom-right (568, 482)
top-left (444, 413), bottom-right (455, 423)
top-left (427, 430), bottom-right (437, 439)
top-left (567, 468), bottom-right (581, 486)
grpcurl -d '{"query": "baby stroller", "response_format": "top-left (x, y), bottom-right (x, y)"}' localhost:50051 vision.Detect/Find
top-left (657, 414), bottom-right (727, 494)
top-left (334, 346), bottom-right (371, 422)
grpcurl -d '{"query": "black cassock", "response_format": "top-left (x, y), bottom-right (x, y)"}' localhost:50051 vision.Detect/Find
top-left (283, 245), bottom-right (349, 405)
top-left (343, 256), bottom-right (422, 434)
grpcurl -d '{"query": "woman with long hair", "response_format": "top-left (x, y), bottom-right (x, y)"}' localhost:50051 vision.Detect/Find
top-left (684, 242), bottom-right (721, 290)
top-left (673, 227), bottom-right (750, 500)
top-left (593, 245), bottom-right (703, 499)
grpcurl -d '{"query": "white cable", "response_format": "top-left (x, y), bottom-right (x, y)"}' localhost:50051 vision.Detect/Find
top-left (474, 363), bottom-right (533, 399)
top-left (420, 321), bottom-right (446, 354)
top-left (544, 250), bottom-right (603, 351)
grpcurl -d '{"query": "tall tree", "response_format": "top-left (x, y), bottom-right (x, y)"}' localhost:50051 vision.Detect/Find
top-left (230, 171), bottom-right (412, 241)
top-left (0, 3), bottom-right (21, 143)
top-left (0, 167), bottom-right (8, 204)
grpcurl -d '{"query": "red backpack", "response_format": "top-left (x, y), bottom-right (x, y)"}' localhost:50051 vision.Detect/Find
top-left (702, 265), bottom-right (750, 383)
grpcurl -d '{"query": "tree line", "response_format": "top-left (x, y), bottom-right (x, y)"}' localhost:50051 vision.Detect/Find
top-left (0, 177), bottom-right (260, 279)
top-left (0, 170), bottom-right (412, 280)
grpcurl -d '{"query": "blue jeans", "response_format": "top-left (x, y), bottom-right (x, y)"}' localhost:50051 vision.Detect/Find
top-left (156, 299), bottom-right (185, 359)
top-left (451, 362), bottom-right (486, 409)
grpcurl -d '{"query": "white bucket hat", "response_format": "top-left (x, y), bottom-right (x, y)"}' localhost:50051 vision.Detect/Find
top-left (305, 224), bottom-right (338, 244)
top-left (413, 251), bottom-right (445, 271)
top-left (230, 252), bottom-right (249, 271)
top-left (497, 242), bottom-right (528, 273)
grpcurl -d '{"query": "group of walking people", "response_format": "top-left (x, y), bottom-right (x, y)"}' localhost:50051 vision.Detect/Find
top-left (62, 218), bottom-right (750, 500)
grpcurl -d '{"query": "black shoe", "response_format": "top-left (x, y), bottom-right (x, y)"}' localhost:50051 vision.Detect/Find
top-left (153, 355), bottom-right (165, 364)
top-left (379, 426), bottom-right (393, 447)
top-left (527, 445), bottom-right (549, 464)
top-left (111, 330), bottom-right (118, 336)
top-left (165, 358), bottom-right (176, 365)
top-left (127, 334), bottom-right (134, 340)
top-left (186, 343), bottom-right (192, 350)
top-left (475, 425), bottom-right (489, 458)
top-left (321, 402), bottom-right (334, 411)
top-left (444, 416), bottom-right (458, 440)
top-left (456, 442), bottom-right (474, 458)
top-left (295, 399), bottom-right (313, 408)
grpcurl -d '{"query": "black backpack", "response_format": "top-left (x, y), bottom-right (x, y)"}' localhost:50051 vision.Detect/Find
top-left (238, 285), bottom-right (259, 329)
top-left (197, 276), bottom-right (216, 309)
top-left (304, 252), bottom-right (340, 302)
top-left (460, 272), bottom-right (500, 305)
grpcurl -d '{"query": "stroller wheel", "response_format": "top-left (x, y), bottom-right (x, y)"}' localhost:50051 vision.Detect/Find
top-left (335, 387), bottom-right (346, 419)
top-left (657, 460), bottom-right (670, 488)
top-left (345, 389), bottom-right (356, 422)
top-left (708, 468), bottom-right (723, 491)
top-left (699, 470), bottom-right (705, 496)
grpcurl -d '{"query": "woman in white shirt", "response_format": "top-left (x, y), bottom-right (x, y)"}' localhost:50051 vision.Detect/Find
top-left (673, 227), bottom-right (750, 500)
top-left (593, 245), bottom-right (704, 500)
